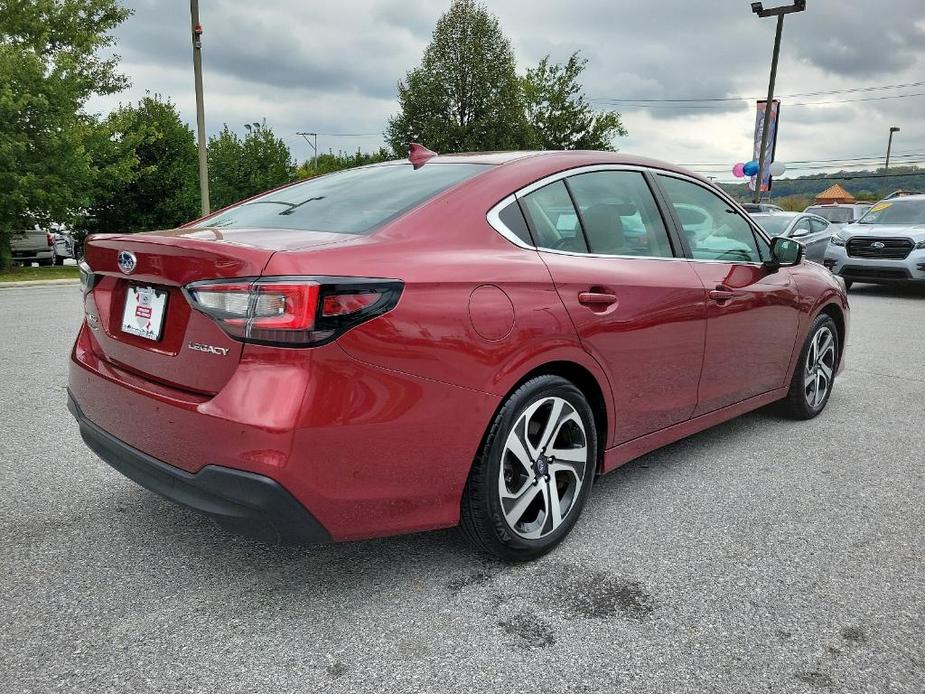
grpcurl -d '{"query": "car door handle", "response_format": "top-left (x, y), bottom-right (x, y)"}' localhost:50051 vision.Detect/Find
top-left (578, 291), bottom-right (618, 307)
top-left (709, 288), bottom-right (735, 303)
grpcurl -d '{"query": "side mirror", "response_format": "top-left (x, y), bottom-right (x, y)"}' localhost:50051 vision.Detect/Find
top-left (765, 236), bottom-right (803, 272)
top-left (790, 228), bottom-right (810, 239)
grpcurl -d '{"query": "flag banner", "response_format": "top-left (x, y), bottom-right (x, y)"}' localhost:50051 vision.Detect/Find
top-left (749, 100), bottom-right (781, 193)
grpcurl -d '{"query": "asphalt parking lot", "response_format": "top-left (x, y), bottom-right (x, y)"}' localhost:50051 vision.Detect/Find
top-left (1, 284), bottom-right (923, 694)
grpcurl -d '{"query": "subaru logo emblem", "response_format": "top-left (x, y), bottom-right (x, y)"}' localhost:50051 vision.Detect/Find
top-left (117, 250), bottom-right (137, 275)
top-left (870, 241), bottom-right (886, 250)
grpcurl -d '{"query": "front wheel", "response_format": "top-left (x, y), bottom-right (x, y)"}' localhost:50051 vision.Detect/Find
top-left (781, 314), bottom-right (839, 420)
top-left (460, 375), bottom-right (597, 561)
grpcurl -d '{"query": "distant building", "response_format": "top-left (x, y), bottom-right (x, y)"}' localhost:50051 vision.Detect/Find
top-left (814, 184), bottom-right (856, 205)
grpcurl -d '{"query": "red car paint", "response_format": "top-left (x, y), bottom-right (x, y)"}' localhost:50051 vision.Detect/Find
top-left (69, 151), bottom-right (848, 542)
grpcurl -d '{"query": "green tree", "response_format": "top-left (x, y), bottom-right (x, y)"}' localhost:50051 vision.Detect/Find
top-left (208, 123), bottom-right (295, 209)
top-left (295, 148), bottom-right (393, 179)
top-left (385, 0), bottom-right (527, 155)
top-left (83, 95), bottom-right (199, 234)
top-left (523, 52), bottom-right (627, 151)
top-left (0, 0), bottom-right (131, 269)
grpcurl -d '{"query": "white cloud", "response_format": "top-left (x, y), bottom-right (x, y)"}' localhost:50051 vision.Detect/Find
top-left (86, 0), bottom-right (925, 180)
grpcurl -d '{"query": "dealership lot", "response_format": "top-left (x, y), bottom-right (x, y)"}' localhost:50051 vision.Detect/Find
top-left (1, 284), bottom-right (923, 693)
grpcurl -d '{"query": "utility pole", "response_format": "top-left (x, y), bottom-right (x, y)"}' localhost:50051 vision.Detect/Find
top-left (885, 126), bottom-right (900, 171)
top-left (190, 0), bottom-right (210, 216)
top-left (297, 132), bottom-right (319, 175)
top-left (750, 1), bottom-right (807, 203)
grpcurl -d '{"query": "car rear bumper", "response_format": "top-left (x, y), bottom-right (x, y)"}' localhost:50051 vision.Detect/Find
top-left (69, 321), bottom-right (500, 542)
top-left (68, 392), bottom-right (332, 544)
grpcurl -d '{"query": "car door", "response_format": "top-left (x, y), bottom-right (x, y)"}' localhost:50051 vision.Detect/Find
top-left (801, 217), bottom-right (832, 262)
top-left (517, 168), bottom-right (708, 446)
top-left (655, 174), bottom-right (803, 415)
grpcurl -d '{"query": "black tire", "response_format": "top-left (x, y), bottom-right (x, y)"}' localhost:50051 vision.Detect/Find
top-left (781, 314), bottom-right (839, 420)
top-left (460, 375), bottom-right (598, 561)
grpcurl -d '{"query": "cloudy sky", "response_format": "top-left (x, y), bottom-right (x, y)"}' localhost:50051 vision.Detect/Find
top-left (86, 0), bottom-right (925, 182)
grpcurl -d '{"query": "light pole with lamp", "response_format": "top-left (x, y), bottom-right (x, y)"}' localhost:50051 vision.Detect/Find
top-left (750, 1), bottom-right (807, 203)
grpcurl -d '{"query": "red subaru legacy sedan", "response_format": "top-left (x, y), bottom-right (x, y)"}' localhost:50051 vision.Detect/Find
top-left (68, 149), bottom-right (848, 560)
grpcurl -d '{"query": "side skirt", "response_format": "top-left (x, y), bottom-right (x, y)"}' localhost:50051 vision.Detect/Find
top-left (601, 387), bottom-right (789, 474)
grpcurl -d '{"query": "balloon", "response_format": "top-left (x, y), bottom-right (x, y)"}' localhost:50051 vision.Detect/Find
top-left (732, 163), bottom-right (746, 178)
top-left (743, 160), bottom-right (760, 177)
top-left (770, 161), bottom-right (787, 177)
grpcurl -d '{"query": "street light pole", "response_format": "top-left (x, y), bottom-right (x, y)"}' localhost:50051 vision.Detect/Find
top-left (190, 0), bottom-right (210, 216)
top-left (885, 126), bottom-right (900, 171)
top-left (297, 132), bottom-right (319, 176)
top-left (751, 1), bottom-right (807, 204)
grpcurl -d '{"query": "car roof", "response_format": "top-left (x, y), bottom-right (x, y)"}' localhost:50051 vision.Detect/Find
top-left (880, 193), bottom-right (925, 202)
top-left (754, 211), bottom-right (798, 218)
top-left (380, 149), bottom-right (714, 182)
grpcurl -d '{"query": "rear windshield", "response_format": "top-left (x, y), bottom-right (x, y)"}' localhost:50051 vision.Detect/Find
top-left (201, 163), bottom-right (489, 234)
top-left (858, 199), bottom-right (925, 225)
top-left (805, 207), bottom-right (853, 223)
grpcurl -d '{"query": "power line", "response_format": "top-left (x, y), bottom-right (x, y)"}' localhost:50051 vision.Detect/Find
top-left (679, 153), bottom-right (925, 168)
top-left (593, 92), bottom-right (925, 110)
top-left (590, 80), bottom-right (925, 104)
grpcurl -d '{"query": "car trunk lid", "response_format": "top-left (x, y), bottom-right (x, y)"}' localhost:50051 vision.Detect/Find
top-left (82, 228), bottom-right (354, 394)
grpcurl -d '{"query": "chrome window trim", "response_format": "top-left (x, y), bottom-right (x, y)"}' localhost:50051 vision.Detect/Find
top-left (485, 164), bottom-right (681, 260)
top-left (486, 193), bottom-right (534, 250)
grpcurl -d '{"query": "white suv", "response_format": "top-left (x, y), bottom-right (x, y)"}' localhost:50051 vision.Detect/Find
top-left (823, 195), bottom-right (925, 288)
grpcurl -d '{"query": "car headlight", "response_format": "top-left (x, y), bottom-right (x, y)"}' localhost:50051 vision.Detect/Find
top-left (830, 235), bottom-right (847, 247)
top-left (915, 240), bottom-right (925, 250)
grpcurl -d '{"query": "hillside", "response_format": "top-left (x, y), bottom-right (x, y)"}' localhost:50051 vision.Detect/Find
top-left (719, 166), bottom-right (925, 202)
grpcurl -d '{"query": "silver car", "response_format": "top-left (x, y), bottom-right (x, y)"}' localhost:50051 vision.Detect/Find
top-left (823, 195), bottom-right (925, 288)
top-left (752, 212), bottom-right (832, 263)
top-left (804, 203), bottom-right (871, 227)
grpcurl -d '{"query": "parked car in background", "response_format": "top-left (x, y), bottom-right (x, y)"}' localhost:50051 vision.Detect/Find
top-left (9, 228), bottom-right (54, 266)
top-left (51, 229), bottom-right (80, 265)
top-left (804, 203), bottom-right (871, 226)
top-left (68, 149), bottom-right (848, 561)
top-left (824, 195), bottom-right (925, 288)
top-left (742, 202), bottom-right (784, 214)
top-left (752, 212), bottom-right (832, 263)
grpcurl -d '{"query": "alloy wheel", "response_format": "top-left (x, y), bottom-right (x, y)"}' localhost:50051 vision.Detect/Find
top-left (804, 326), bottom-right (836, 409)
top-left (497, 396), bottom-right (588, 540)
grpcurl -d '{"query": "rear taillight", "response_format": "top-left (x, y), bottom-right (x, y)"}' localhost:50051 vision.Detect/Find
top-left (184, 277), bottom-right (403, 347)
top-left (78, 261), bottom-right (99, 296)
top-left (47, 233), bottom-right (54, 248)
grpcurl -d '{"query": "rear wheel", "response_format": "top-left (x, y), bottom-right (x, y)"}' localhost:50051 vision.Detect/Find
top-left (460, 375), bottom-right (597, 561)
top-left (782, 314), bottom-right (839, 420)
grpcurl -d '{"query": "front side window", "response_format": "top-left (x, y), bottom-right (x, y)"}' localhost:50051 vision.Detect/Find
top-left (201, 163), bottom-right (489, 234)
top-left (657, 175), bottom-right (762, 263)
top-left (810, 218), bottom-right (829, 234)
top-left (520, 180), bottom-right (588, 253)
top-left (565, 171), bottom-right (674, 257)
top-left (791, 217), bottom-right (813, 236)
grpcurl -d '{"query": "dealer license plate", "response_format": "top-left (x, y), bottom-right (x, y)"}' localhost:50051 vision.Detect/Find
top-left (121, 285), bottom-right (168, 341)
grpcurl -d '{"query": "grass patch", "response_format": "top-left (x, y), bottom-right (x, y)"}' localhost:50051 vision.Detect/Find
top-left (0, 265), bottom-right (80, 283)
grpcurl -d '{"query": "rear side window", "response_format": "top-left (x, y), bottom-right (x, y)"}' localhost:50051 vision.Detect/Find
top-left (566, 171), bottom-right (674, 257)
top-left (497, 201), bottom-right (533, 245)
top-left (520, 180), bottom-right (589, 253)
top-left (201, 163), bottom-right (489, 234)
